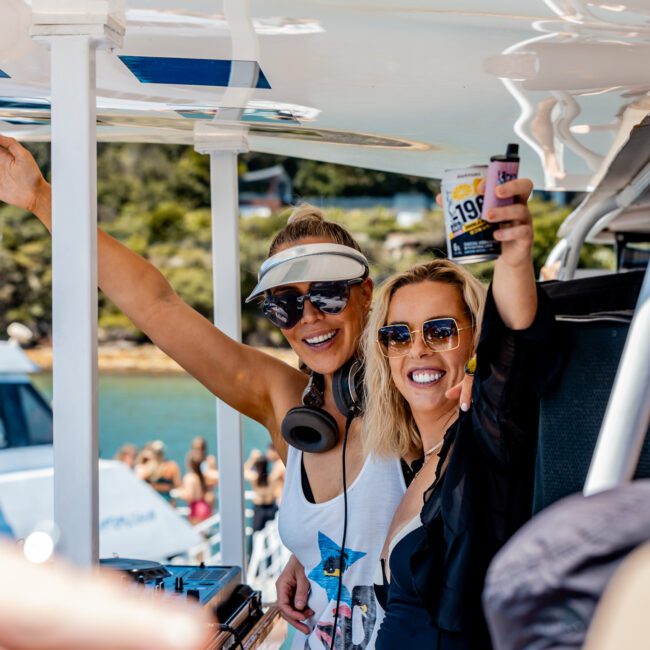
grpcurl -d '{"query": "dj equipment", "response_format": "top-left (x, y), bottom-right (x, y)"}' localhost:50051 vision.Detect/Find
top-left (100, 558), bottom-right (271, 649)
top-left (100, 558), bottom-right (241, 610)
top-left (281, 356), bottom-right (364, 453)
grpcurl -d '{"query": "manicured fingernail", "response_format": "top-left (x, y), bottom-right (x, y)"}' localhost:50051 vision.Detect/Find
top-left (297, 600), bottom-right (305, 608)
top-left (461, 403), bottom-right (469, 412)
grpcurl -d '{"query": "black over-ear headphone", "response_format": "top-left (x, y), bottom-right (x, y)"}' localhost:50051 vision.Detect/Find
top-left (281, 357), bottom-right (364, 453)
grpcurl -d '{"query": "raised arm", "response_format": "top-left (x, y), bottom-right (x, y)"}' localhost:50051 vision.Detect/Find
top-left (243, 449), bottom-right (263, 482)
top-left (468, 178), bottom-right (560, 465)
top-left (0, 135), bottom-right (302, 450)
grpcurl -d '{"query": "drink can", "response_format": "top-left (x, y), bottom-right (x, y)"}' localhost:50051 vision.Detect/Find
top-left (441, 165), bottom-right (500, 264)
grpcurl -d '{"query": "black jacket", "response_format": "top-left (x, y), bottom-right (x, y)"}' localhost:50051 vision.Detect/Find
top-left (410, 285), bottom-right (562, 647)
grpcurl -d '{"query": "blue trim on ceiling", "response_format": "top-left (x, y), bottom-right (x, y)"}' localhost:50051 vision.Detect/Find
top-left (0, 99), bottom-right (50, 110)
top-left (177, 108), bottom-right (297, 125)
top-left (176, 110), bottom-right (217, 120)
top-left (1, 118), bottom-right (50, 125)
top-left (119, 56), bottom-right (271, 89)
top-left (0, 70), bottom-right (10, 79)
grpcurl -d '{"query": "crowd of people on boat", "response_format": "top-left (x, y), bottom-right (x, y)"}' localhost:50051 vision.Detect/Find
top-left (114, 437), bottom-right (216, 522)
top-left (0, 133), bottom-right (643, 650)
top-left (114, 438), bottom-right (285, 530)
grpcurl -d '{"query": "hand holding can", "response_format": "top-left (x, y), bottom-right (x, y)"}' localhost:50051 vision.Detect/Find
top-left (482, 143), bottom-right (520, 213)
top-left (482, 176), bottom-right (535, 269)
top-left (441, 143), bottom-right (521, 265)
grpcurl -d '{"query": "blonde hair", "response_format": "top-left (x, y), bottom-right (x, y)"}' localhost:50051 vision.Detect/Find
top-left (268, 203), bottom-right (363, 256)
top-left (362, 259), bottom-right (486, 458)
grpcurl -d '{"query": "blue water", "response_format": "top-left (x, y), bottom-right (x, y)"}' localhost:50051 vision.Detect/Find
top-left (32, 372), bottom-right (272, 469)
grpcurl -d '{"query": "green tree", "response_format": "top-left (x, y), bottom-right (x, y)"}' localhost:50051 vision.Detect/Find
top-left (0, 143), bottom-right (615, 344)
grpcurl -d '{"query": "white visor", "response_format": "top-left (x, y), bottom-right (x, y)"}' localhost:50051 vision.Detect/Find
top-left (246, 243), bottom-right (369, 303)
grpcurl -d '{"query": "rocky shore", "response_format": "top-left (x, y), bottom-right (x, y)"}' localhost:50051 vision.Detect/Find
top-left (26, 344), bottom-right (299, 373)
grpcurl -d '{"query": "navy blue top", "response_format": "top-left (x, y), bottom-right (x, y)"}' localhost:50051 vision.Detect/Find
top-left (376, 526), bottom-right (442, 649)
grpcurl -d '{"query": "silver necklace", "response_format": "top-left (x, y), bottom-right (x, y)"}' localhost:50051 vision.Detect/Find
top-left (412, 409), bottom-right (458, 480)
top-left (422, 408), bottom-right (458, 458)
top-left (409, 440), bottom-right (444, 483)
top-left (423, 439), bottom-right (444, 457)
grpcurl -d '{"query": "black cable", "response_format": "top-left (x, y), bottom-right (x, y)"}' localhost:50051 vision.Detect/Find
top-left (330, 409), bottom-right (354, 650)
top-left (219, 623), bottom-right (245, 649)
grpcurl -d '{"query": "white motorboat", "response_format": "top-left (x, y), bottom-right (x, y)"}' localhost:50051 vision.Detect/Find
top-left (0, 340), bottom-right (201, 561)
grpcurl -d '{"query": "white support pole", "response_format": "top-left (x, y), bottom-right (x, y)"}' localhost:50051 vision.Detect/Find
top-left (50, 34), bottom-right (99, 566)
top-left (31, 2), bottom-right (124, 567)
top-left (196, 0), bottom-right (256, 570)
top-left (210, 151), bottom-right (246, 568)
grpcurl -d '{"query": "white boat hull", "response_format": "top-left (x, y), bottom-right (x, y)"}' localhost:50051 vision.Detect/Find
top-left (0, 458), bottom-right (201, 561)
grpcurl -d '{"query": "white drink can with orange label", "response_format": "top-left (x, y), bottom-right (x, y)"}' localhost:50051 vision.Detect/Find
top-left (441, 165), bottom-right (500, 264)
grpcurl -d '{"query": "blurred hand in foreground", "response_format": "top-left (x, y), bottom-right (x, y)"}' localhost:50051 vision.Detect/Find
top-left (0, 542), bottom-right (210, 650)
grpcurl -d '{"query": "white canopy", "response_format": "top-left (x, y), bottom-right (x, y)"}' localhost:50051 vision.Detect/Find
top-left (1, 1), bottom-right (649, 189)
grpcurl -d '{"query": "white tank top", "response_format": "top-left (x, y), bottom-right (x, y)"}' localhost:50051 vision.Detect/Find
top-left (279, 445), bottom-right (406, 650)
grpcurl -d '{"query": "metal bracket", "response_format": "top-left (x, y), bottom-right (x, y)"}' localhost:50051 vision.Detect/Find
top-left (29, 0), bottom-right (125, 49)
top-left (193, 121), bottom-right (250, 155)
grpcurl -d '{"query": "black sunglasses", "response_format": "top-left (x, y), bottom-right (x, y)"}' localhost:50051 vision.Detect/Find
top-left (262, 279), bottom-right (363, 329)
top-left (377, 317), bottom-right (472, 357)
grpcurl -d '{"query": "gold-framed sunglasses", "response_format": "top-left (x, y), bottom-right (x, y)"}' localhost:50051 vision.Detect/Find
top-left (377, 317), bottom-right (472, 357)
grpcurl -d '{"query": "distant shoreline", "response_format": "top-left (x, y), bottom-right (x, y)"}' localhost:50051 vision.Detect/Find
top-left (26, 344), bottom-right (299, 373)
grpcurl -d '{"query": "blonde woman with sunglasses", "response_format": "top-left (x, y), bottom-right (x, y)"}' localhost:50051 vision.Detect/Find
top-left (363, 178), bottom-right (562, 649)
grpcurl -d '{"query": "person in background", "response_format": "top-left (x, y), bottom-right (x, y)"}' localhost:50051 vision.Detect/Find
top-left (189, 436), bottom-right (219, 501)
top-left (134, 446), bottom-right (155, 480)
top-left (244, 449), bottom-right (281, 534)
top-left (136, 440), bottom-right (182, 505)
top-left (266, 442), bottom-right (286, 504)
top-left (171, 450), bottom-right (213, 525)
top-left (114, 443), bottom-right (138, 470)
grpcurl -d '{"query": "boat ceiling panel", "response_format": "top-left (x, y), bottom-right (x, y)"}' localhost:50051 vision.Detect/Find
top-left (1, 0), bottom-right (649, 189)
